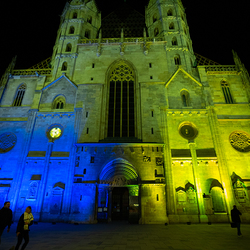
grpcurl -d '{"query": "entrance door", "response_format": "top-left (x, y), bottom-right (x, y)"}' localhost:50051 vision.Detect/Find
top-left (111, 187), bottom-right (129, 221)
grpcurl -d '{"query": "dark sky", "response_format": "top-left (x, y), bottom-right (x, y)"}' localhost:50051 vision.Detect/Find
top-left (1, 0), bottom-right (249, 78)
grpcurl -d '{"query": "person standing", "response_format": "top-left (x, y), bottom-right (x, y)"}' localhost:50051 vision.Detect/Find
top-left (231, 205), bottom-right (242, 237)
top-left (0, 201), bottom-right (13, 245)
top-left (15, 206), bottom-right (34, 250)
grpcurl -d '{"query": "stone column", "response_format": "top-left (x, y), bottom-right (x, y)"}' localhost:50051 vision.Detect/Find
top-left (207, 107), bottom-right (235, 218)
top-left (11, 109), bottom-right (38, 217)
top-left (62, 108), bottom-right (82, 215)
top-left (162, 109), bottom-right (176, 222)
top-left (189, 142), bottom-right (207, 223)
top-left (37, 141), bottom-right (54, 219)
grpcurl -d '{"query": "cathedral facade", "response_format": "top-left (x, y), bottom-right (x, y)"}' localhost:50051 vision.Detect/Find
top-left (0, 0), bottom-right (250, 224)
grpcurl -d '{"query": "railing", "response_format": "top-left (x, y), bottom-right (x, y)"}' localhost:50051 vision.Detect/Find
top-left (79, 37), bottom-right (164, 44)
top-left (11, 69), bottom-right (52, 76)
top-left (204, 65), bottom-right (237, 72)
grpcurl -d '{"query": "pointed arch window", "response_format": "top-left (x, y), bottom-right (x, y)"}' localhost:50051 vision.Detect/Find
top-left (153, 14), bottom-right (157, 23)
top-left (61, 62), bottom-right (67, 71)
top-left (73, 12), bottom-right (78, 19)
top-left (69, 26), bottom-right (75, 34)
top-left (174, 55), bottom-right (181, 65)
top-left (85, 30), bottom-right (90, 39)
top-left (107, 61), bottom-right (135, 138)
top-left (169, 22), bottom-right (175, 30)
top-left (167, 9), bottom-right (173, 16)
top-left (221, 80), bottom-right (234, 104)
top-left (52, 96), bottom-right (66, 110)
top-left (180, 90), bottom-right (190, 107)
top-left (154, 27), bottom-right (159, 37)
top-left (172, 37), bottom-right (178, 46)
top-left (87, 16), bottom-right (92, 24)
top-left (66, 43), bottom-right (72, 52)
top-left (13, 84), bottom-right (26, 106)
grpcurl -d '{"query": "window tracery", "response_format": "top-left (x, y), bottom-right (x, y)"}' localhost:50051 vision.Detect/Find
top-left (69, 26), bottom-right (75, 34)
top-left (52, 96), bottom-right (66, 110)
top-left (169, 22), bottom-right (175, 30)
top-left (154, 27), bottom-right (159, 36)
top-left (66, 43), bottom-right (72, 52)
top-left (221, 80), bottom-right (234, 104)
top-left (174, 55), bottom-right (181, 65)
top-left (61, 62), bottom-right (67, 71)
top-left (172, 37), bottom-right (178, 46)
top-left (13, 84), bottom-right (26, 106)
top-left (167, 9), bottom-right (173, 16)
top-left (107, 61), bottom-right (135, 138)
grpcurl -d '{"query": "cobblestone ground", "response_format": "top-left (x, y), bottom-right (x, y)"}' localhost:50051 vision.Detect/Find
top-left (1, 222), bottom-right (250, 250)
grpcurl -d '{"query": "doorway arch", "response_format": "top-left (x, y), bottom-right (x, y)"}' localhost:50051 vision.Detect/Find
top-left (97, 158), bottom-right (140, 223)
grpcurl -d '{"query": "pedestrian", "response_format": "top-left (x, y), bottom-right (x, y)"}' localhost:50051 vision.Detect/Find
top-left (15, 206), bottom-right (34, 250)
top-left (0, 201), bottom-right (13, 245)
top-left (231, 205), bottom-right (242, 237)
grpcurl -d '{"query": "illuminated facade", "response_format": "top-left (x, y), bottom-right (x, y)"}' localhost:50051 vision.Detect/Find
top-left (0, 0), bottom-right (250, 224)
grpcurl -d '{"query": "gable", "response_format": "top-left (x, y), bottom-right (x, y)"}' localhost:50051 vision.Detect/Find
top-left (40, 75), bottom-right (77, 105)
top-left (165, 67), bottom-right (202, 88)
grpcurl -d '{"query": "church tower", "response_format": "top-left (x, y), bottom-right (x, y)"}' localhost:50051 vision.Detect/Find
top-left (145, 0), bottom-right (196, 72)
top-left (51, 0), bottom-right (101, 79)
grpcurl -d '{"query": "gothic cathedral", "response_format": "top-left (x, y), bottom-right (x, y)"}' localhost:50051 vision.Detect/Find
top-left (0, 0), bottom-right (250, 224)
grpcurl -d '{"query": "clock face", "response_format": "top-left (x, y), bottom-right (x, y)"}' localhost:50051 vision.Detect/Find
top-left (49, 127), bottom-right (62, 139)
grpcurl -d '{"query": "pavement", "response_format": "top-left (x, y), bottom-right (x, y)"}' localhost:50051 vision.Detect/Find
top-left (0, 222), bottom-right (250, 250)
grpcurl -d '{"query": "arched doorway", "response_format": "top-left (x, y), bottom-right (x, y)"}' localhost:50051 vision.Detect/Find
top-left (112, 187), bottom-right (129, 221)
top-left (98, 158), bottom-right (140, 223)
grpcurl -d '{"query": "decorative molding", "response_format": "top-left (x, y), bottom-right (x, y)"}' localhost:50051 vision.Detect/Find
top-left (37, 113), bottom-right (74, 119)
top-left (64, 18), bottom-right (85, 24)
top-left (60, 36), bottom-right (80, 41)
top-left (0, 132), bottom-right (17, 153)
top-left (229, 131), bottom-right (250, 153)
top-left (55, 53), bottom-right (78, 59)
top-left (167, 111), bottom-right (208, 116)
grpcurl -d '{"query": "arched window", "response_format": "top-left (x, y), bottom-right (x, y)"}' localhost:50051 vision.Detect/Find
top-left (154, 27), bottom-right (159, 37)
top-left (69, 26), bottom-right (75, 34)
top-left (87, 16), bottom-right (92, 24)
top-left (174, 55), bottom-right (181, 65)
top-left (13, 84), bottom-right (26, 106)
top-left (181, 14), bottom-right (184, 21)
top-left (153, 14), bottom-right (157, 23)
top-left (52, 96), bottom-right (66, 110)
top-left (85, 30), bottom-right (90, 39)
top-left (190, 58), bottom-right (193, 67)
top-left (169, 22), bottom-right (174, 30)
top-left (221, 80), bottom-right (234, 104)
top-left (172, 37), bottom-right (178, 45)
top-left (73, 12), bottom-right (77, 19)
top-left (66, 43), bottom-right (72, 52)
top-left (187, 42), bottom-right (190, 50)
top-left (180, 90), bottom-right (190, 107)
top-left (107, 61), bottom-right (135, 138)
top-left (61, 62), bottom-right (67, 71)
top-left (167, 9), bottom-right (173, 16)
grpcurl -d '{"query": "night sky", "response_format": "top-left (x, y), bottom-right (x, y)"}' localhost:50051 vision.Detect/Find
top-left (1, 0), bottom-right (249, 78)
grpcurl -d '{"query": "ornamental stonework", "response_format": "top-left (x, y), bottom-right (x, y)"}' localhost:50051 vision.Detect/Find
top-left (0, 132), bottom-right (17, 153)
top-left (229, 131), bottom-right (250, 153)
top-left (179, 122), bottom-right (198, 140)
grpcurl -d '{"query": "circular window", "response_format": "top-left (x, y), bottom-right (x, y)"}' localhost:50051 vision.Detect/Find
top-left (179, 122), bottom-right (198, 140)
top-left (229, 131), bottom-right (250, 153)
top-left (47, 125), bottom-right (63, 140)
top-left (0, 132), bottom-right (17, 153)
